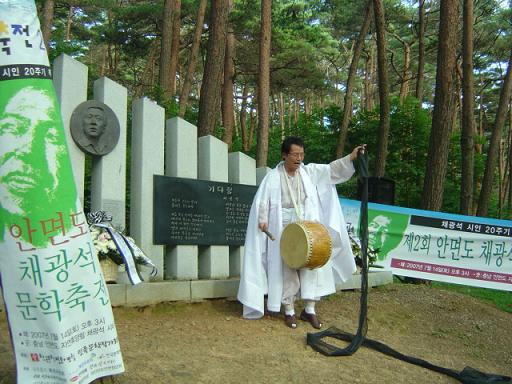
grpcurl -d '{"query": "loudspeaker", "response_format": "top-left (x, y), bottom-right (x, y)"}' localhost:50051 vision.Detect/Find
top-left (358, 177), bottom-right (395, 205)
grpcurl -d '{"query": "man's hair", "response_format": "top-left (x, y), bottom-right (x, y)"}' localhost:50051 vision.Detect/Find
top-left (87, 106), bottom-right (104, 113)
top-left (281, 136), bottom-right (304, 154)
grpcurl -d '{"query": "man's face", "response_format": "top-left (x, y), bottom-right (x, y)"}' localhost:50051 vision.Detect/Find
top-left (0, 87), bottom-right (61, 215)
top-left (83, 107), bottom-right (106, 138)
top-left (282, 144), bottom-right (304, 173)
top-left (368, 215), bottom-right (391, 250)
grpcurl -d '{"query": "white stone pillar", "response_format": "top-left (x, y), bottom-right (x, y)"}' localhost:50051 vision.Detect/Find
top-left (198, 135), bottom-right (229, 279)
top-left (228, 152), bottom-right (256, 277)
top-left (256, 167), bottom-right (272, 185)
top-left (52, 54), bottom-right (88, 202)
top-left (90, 77), bottom-right (128, 229)
top-left (130, 98), bottom-right (165, 280)
top-left (165, 117), bottom-right (199, 280)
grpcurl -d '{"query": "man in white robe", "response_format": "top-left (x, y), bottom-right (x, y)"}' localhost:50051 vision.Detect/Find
top-left (238, 137), bottom-right (364, 329)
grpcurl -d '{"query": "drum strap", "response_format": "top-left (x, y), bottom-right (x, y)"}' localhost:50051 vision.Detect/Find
top-left (306, 151), bottom-right (511, 384)
top-left (283, 167), bottom-right (303, 220)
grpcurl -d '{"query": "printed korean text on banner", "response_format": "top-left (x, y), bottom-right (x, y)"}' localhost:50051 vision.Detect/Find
top-left (0, 2), bottom-right (125, 383)
top-left (341, 198), bottom-right (512, 291)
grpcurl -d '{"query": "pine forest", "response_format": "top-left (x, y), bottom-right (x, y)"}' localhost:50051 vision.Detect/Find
top-left (36, 0), bottom-right (512, 219)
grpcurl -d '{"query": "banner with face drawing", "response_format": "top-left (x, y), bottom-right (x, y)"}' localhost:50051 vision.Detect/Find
top-left (0, 2), bottom-right (124, 383)
top-left (341, 198), bottom-right (512, 292)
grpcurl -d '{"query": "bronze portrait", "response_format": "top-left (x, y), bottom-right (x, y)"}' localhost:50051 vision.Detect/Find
top-left (70, 100), bottom-right (120, 156)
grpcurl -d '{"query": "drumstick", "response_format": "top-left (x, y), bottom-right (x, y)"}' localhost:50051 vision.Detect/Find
top-left (262, 229), bottom-right (275, 241)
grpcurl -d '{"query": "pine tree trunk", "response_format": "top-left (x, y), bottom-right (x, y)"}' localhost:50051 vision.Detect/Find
top-left (159, 0), bottom-right (173, 97)
top-left (508, 107), bottom-right (512, 217)
top-left (168, 0), bottom-right (181, 97)
top-left (477, 52), bottom-right (512, 216)
top-left (105, 9), bottom-right (119, 75)
top-left (304, 94), bottom-right (312, 115)
top-left (271, 93), bottom-right (277, 131)
top-left (100, 46), bottom-right (107, 77)
top-left (240, 84), bottom-right (249, 151)
top-left (391, 33), bottom-right (411, 103)
top-left (422, 0), bottom-right (459, 211)
top-left (198, 0), bottom-right (230, 137)
top-left (221, 0), bottom-right (235, 149)
top-left (65, 6), bottom-right (74, 41)
top-left (476, 75), bottom-right (485, 155)
top-left (370, 47), bottom-right (377, 110)
top-left (415, 0), bottom-right (426, 103)
top-left (135, 40), bottom-right (159, 97)
top-left (279, 92), bottom-right (285, 140)
top-left (460, 0), bottom-right (475, 215)
top-left (287, 98), bottom-right (292, 131)
top-left (294, 99), bottom-right (298, 127)
top-left (256, 0), bottom-right (272, 167)
top-left (41, 0), bottom-right (54, 51)
top-left (233, 96), bottom-right (239, 139)
top-left (249, 108), bottom-right (256, 151)
top-left (473, 110), bottom-right (487, 213)
top-left (336, 0), bottom-right (372, 158)
top-left (373, 0), bottom-right (390, 177)
top-left (498, 138), bottom-right (506, 217)
top-left (178, 0), bottom-right (207, 117)
top-left (363, 51), bottom-right (372, 111)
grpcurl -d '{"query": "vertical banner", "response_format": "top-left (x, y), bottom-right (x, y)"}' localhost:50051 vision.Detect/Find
top-left (341, 198), bottom-right (512, 291)
top-left (0, 2), bottom-right (124, 383)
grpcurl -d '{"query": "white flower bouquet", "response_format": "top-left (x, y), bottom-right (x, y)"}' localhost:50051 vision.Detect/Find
top-left (87, 211), bottom-right (157, 284)
top-left (90, 226), bottom-right (130, 265)
top-left (350, 235), bottom-right (379, 268)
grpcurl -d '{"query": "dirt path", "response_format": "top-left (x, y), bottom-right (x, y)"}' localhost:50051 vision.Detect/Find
top-left (1, 283), bottom-right (511, 384)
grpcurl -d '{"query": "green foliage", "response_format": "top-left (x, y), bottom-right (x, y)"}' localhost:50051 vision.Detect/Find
top-left (233, 0), bottom-right (344, 95)
top-left (263, 105), bottom-right (340, 168)
top-left (431, 282), bottom-right (512, 314)
top-left (38, 0), bottom-right (510, 219)
top-left (442, 119), bottom-right (509, 218)
top-left (292, 108), bottom-right (339, 163)
top-left (473, 2), bottom-right (511, 63)
top-left (42, 3), bottom-right (102, 63)
top-left (320, 0), bottom-right (369, 40)
top-left (148, 86), bottom-right (179, 120)
top-left (345, 96), bottom-right (431, 208)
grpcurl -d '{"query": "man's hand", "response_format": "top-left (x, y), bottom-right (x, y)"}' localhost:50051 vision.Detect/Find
top-left (350, 144), bottom-right (366, 161)
top-left (259, 222), bottom-right (268, 232)
top-left (259, 222), bottom-right (275, 240)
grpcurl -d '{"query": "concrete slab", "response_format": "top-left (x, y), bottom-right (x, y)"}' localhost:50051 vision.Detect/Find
top-left (191, 279), bottom-right (240, 300)
top-left (336, 270), bottom-right (393, 291)
top-left (1, 271), bottom-right (392, 308)
top-left (107, 283), bottom-right (127, 306)
top-left (124, 281), bottom-right (191, 306)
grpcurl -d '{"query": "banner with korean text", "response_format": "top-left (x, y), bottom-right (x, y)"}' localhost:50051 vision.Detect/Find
top-left (0, 2), bottom-right (124, 383)
top-left (341, 198), bottom-right (512, 291)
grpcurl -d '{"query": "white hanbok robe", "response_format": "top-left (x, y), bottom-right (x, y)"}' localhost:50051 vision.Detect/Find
top-left (238, 155), bottom-right (357, 319)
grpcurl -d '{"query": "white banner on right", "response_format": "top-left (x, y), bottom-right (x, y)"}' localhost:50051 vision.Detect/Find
top-left (341, 198), bottom-right (512, 291)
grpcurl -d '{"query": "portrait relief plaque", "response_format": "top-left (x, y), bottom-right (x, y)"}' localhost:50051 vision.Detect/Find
top-left (70, 100), bottom-right (120, 156)
top-left (153, 175), bottom-right (257, 246)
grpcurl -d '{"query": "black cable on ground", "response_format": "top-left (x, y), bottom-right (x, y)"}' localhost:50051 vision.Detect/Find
top-left (306, 150), bottom-right (511, 384)
top-left (308, 327), bottom-right (510, 384)
top-left (307, 148), bottom-right (369, 355)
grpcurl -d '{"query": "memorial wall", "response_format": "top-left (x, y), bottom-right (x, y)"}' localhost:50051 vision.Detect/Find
top-left (154, 176), bottom-right (257, 246)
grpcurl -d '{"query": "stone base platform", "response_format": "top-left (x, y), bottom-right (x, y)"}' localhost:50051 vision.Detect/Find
top-left (106, 269), bottom-right (393, 307)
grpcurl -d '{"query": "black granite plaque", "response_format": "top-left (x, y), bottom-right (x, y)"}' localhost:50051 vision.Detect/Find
top-left (153, 175), bottom-right (257, 245)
